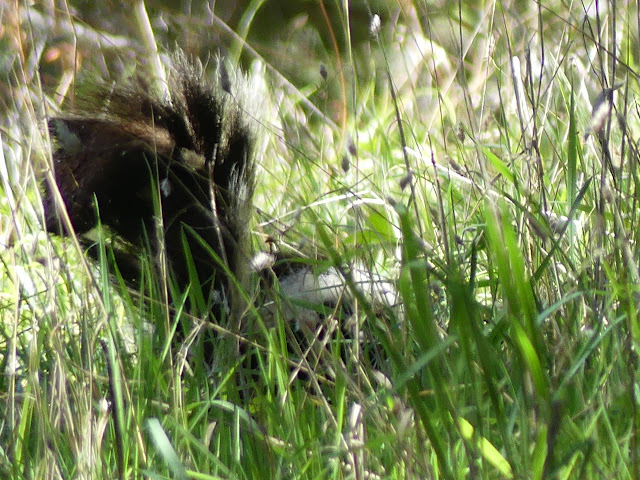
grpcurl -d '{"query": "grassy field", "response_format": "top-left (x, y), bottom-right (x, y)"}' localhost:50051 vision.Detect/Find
top-left (1, 1), bottom-right (639, 479)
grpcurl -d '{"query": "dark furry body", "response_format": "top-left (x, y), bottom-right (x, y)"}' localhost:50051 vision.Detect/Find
top-left (45, 54), bottom-right (255, 312)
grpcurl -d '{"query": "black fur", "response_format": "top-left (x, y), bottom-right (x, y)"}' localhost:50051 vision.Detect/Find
top-left (44, 54), bottom-right (255, 312)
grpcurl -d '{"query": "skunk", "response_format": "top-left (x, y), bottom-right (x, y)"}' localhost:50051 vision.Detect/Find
top-left (44, 52), bottom-right (398, 361)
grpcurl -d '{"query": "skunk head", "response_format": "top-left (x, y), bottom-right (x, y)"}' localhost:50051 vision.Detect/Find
top-left (44, 52), bottom-right (256, 300)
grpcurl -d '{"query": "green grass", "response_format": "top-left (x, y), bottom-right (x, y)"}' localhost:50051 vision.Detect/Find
top-left (1, 1), bottom-right (640, 479)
